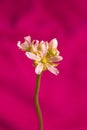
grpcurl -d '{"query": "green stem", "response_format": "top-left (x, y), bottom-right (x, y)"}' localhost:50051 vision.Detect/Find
top-left (34, 74), bottom-right (43, 130)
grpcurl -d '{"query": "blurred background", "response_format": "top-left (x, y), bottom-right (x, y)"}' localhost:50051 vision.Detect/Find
top-left (0, 0), bottom-right (87, 130)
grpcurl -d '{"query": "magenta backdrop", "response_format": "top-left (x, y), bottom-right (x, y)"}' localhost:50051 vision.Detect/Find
top-left (0, 0), bottom-right (87, 130)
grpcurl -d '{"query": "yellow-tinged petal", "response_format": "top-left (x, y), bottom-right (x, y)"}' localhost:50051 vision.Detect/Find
top-left (49, 38), bottom-right (58, 49)
top-left (49, 55), bottom-right (63, 62)
top-left (46, 63), bottom-right (59, 75)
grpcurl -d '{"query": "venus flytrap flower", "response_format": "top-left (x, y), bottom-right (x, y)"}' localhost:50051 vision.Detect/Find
top-left (17, 36), bottom-right (63, 130)
top-left (25, 38), bottom-right (63, 75)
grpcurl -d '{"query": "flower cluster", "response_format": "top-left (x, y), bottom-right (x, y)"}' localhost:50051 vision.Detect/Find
top-left (17, 36), bottom-right (63, 75)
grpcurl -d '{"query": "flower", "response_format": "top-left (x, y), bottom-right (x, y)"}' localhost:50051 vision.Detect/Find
top-left (17, 36), bottom-right (32, 51)
top-left (17, 36), bottom-right (63, 75)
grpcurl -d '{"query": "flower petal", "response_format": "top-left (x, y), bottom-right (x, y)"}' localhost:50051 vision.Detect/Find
top-left (17, 41), bottom-right (29, 50)
top-left (31, 44), bottom-right (37, 53)
top-left (39, 41), bottom-right (48, 57)
top-left (49, 56), bottom-right (63, 62)
top-left (49, 38), bottom-right (58, 49)
top-left (36, 40), bottom-right (39, 44)
top-left (17, 41), bottom-right (21, 48)
top-left (41, 43), bottom-right (48, 56)
top-left (25, 52), bottom-right (41, 61)
top-left (34, 40), bottom-right (39, 50)
top-left (46, 63), bottom-right (59, 75)
top-left (24, 36), bottom-right (31, 43)
top-left (45, 41), bottom-right (48, 49)
top-left (35, 63), bottom-right (43, 75)
top-left (41, 43), bottom-right (46, 52)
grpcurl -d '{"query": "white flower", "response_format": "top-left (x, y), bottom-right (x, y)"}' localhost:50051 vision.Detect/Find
top-left (25, 38), bottom-right (63, 75)
top-left (17, 36), bottom-right (63, 75)
top-left (17, 36), bottom-right (31, 51)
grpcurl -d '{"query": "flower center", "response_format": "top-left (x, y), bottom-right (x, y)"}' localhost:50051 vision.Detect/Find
top-left (41, 57), bottom-right (47, 64)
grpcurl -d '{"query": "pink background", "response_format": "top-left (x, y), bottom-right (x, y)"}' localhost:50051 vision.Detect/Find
top-left (0, 0), bottom-right (87, 130)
